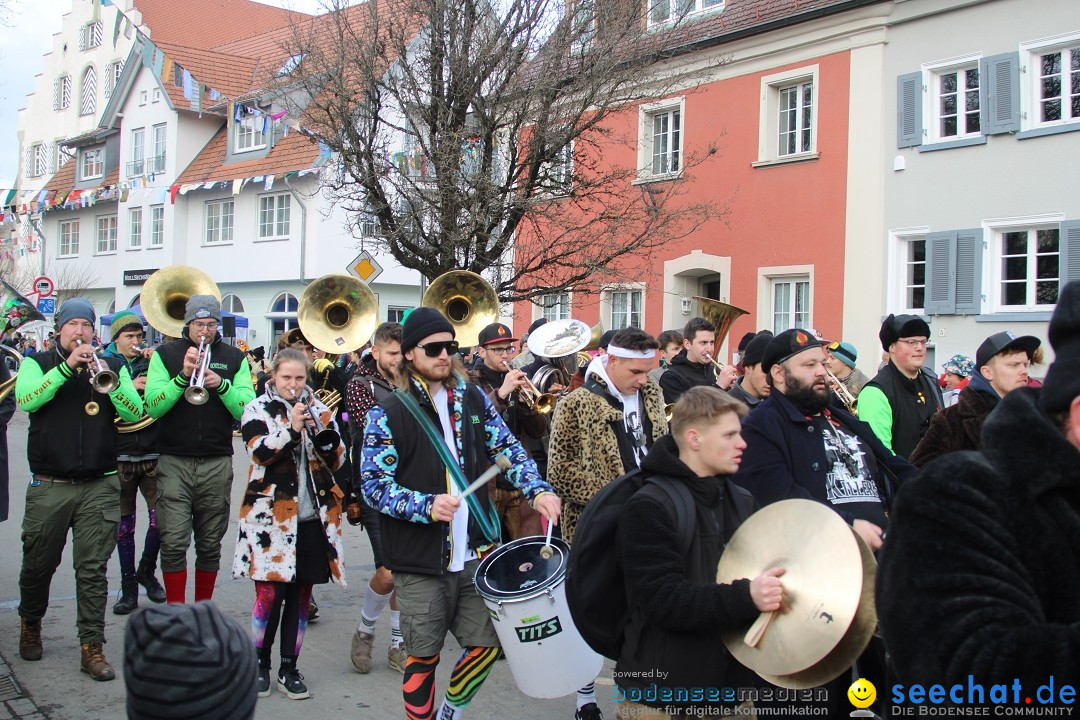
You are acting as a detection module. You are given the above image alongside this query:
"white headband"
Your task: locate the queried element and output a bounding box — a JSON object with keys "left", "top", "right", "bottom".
{"left": 607, "top": 345, "right": 657, "bottom": 360}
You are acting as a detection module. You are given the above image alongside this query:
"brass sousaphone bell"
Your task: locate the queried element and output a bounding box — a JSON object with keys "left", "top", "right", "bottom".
{"left": 421, "top": 271, "right": 500, "bottom": 348}
{"left": 141, "top": 266, "right": 222, "bottom": 340}
{"left": 716, "top": 499, "right": 877, "bottom": 689}
{"left": 693, "top": 296, "right": 749, "bottom": 369}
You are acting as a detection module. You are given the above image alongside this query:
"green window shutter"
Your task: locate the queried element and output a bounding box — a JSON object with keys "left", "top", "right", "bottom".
{"left": 924, "top": 231, "right": 957, "bottom": 315}
{"left": 1061, "top": 220, "right": 1080, "bottom": 285}
{"left": 954, "top": 228, "right": 983, "bottom": 315}
{"left": 897, "top": 72, "right": 923, "bottom": 148}
{"left": 980, "top": 53, "right": 1020, "bottom": 135}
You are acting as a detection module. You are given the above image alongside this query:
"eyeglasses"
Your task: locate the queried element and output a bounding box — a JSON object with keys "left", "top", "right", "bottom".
{"left": 416, "top": 340, "right": 460, "bottom": 358}
{"left": 486, "top": 345, "right": 515, "bottom": 354}
{"left": 897, "top": 339, "right": 928, "bottom": 348}
{"left": 191, "top": 321, "right": 219, "bottom": 331}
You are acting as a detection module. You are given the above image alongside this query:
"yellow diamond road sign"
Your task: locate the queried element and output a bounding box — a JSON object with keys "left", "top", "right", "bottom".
{"left": 349, "top": 251, "right": 383, "bottom": 283}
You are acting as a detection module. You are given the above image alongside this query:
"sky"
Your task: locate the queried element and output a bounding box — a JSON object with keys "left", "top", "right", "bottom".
{"left": 0, "top": 0, "right": 328, "bottom": 187}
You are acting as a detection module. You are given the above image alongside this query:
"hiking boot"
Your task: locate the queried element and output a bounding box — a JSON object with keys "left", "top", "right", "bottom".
{"left": 387, "top": 643, "right": 407, "bottom": 674}
{"left": 80, "top": 643, "right": 116, "bottom": 681}
{"left": 350, "top": 628, "right": 374, "bottom": 673}
{"left": 308, "top": 597, "right": 319, "bottom": 623}
{"left": 113, "top": 579, "right": 139, "bottom": 615}
{"left": 277, "top": 668, "right": 310, "bottom": 700}
{"left": 257, "top": 667, "right": 271, "bottom": 698}
{"left": 575, "top": 703, "right": 603, "bottom": 720}
{"left": 19, "top": 618, "right": 42, "bottom": 661}
{"left": 137, "top": 565, "right": 167, "bottom": 604}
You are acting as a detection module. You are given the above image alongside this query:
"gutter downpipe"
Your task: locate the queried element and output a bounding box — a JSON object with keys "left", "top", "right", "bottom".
{"left": 283, "top": 174, "right": 308, "bottom": 282}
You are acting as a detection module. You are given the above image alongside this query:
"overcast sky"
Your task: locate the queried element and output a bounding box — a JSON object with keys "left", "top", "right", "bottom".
{"left": 0, "top": 0, "right": 328, "bottom": 187}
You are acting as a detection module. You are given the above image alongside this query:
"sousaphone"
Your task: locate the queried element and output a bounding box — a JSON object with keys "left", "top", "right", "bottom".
{"left": 297, "top": 273, "right": 379, "bottom": 355}
{"left": 421, "top": 271, "right": 499, "bottom": 348}
{"left": 693, "top": 297, "right": 749, "bottom": 349}
{"left": 141, "top": 266, "right": 221, "bottom": 339}
{"left": 716, "top": 499, "right": 877, "bottom": 689}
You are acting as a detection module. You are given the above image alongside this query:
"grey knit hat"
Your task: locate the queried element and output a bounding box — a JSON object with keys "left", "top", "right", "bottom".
{"left": 184, "top": 295, "right": 222, "bottom": 324}
{"left": 124, "top": 602, "right": 257, "bottom": 720}
{"left": 56, "top": 298, "right": 96, "bottom": 328}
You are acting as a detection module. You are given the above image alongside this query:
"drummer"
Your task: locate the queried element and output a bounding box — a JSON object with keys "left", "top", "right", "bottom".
{"left": 731, "top": 329, "right": 914, "bottom": 715}
{"left": 359, "top": 308, "right": 560, "bottom": 720}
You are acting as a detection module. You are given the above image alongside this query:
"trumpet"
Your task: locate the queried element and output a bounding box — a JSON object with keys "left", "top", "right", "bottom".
{"left": 184, "top": 338, "right": 212, "bottom": 405}
{"left": 826, "top": 367, "right": 859, "bottom": 416}
{"left": 503, "top": 361, "right": 558, "bottom": 414}
{"left": 76, "top": 339, "right": 119, "bottom": 416}
{"left": 285, "top": 386, "right": 338, "bottom": 447}
{"left": 703, "top": 352, "right": 727, "bottom": 373}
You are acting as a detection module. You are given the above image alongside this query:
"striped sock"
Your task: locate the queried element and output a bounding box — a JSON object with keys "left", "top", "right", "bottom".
{"left": 390, "top": 610, "right": 404, "bottom": 648}
{"left": 443, "top": 646, "right": 499, "bottom": 710}
{"left": 403, "top": 654, "right": 439, "bottom": 720}
{"left": 577, "top": 682, "right": 597, "bottom": 709}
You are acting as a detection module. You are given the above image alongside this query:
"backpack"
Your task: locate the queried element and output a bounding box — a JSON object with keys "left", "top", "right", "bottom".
{"left": 564, "top": 468, "right": 696, "bottom": 660}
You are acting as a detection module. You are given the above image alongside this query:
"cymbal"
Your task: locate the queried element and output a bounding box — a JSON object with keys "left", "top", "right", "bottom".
{"left": 716, "top": 499, "right": 875, "bottom": 682}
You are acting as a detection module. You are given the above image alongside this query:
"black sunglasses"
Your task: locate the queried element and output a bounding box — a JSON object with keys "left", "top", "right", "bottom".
{"left": 416, "top": 340, "right": 460, "bottom": 358}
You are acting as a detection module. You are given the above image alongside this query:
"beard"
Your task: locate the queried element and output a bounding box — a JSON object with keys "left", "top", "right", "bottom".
{"left": 783, "top": 369, "right": 831, "bottom": 415}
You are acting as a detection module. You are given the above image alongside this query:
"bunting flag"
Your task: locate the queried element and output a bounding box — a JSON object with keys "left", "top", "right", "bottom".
{"left": 161, "top": 55, "right": 174, "bottom": 85}
{"left": 182, "top": 70, "right": 194, "bottom": 100}
{"left": 113, "top": 9, "right": 123, "bottom": 47}
{"left": 152, "top": 49, "right": 164, "bottom": 78}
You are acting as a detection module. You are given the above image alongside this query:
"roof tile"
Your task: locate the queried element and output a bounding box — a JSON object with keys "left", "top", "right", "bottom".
{"left": 175, "top": 126, "right": 321, "bottom": 185}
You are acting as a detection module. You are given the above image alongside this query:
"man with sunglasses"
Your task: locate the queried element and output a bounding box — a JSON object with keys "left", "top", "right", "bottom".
{"left": 360, "top": 307, "right": 560, "bottom": 720}
{"left": 857, "top": 315, "right": 944, "bottom": 459}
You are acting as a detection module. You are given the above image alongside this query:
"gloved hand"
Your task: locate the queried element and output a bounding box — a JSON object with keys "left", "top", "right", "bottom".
{"left": 313, "top": 357, "right": 334, "bottom": 374}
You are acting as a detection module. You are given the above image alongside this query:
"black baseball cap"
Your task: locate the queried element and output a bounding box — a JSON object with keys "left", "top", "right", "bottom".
{"left": 762, "top": 328, "right": 827, "bottom": 373}
{"left": 478, "top": 323, "right": 518, "bottom": 347}
{"left": 975, "top": 331, "right": 1041, "bottom": 369}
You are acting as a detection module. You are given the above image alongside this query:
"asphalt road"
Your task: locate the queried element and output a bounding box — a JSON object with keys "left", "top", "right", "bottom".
{"left": 0, "top": 411, "right": 618, "bottom": 719}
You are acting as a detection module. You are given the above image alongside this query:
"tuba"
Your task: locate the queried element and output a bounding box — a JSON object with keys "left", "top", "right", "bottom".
{"left": 141, "top": 266, "right": 222, "bottom": 339}
{"left": 421, "top": 271, "right": 500, "bottom": 348}
{"left": 692, "top": 297, "right": 749, "bottom": 367}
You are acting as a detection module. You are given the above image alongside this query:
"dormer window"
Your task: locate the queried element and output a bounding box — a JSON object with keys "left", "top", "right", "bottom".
{"left": 235, "top": 116, "right": 266, "bottom": 153}
{"left": 648, "top": 0, "right": 724, "bottom": 28}
{"left": 276, "top": 53, "right": 306, "bottom": 77}
{"left": 80, "top": 146, "right": 104, "bottom": 181}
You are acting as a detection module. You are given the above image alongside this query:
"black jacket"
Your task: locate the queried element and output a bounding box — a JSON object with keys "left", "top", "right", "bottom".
{"left": 877, "top": 388, "right": 1080, "bottom": 694}
{"left": 908, "top": 378, "right": 998, "bottom": 467}
{"left": 0, "top": 360, "right": 16, "bottom": 521}
{"left": 658, "top": 349, "right": 716, "bottom": 404}
{"left": 468, "top": 362, "right": 548, "bottom": 478}
{"left": 863, "top": 361, "right": 943, "bottom": 460}
{"left": 727, "top": 378, "right": 764, "bottom": 409}
{"left": 616, "top": 435, "right": 760, "bottom": 710}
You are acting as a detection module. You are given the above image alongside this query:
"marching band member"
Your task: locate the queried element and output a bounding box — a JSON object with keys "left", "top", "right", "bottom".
{"left": 824, "top": 340, "right": 870, "bottom": 398}
{"left": 16, "top": 299, "right": 143, "bottom": 680}
{"left": 659, "top": 317, "right": 738, "bottom": 404}
{"left": 233, "top": 347, "right": 346, "bottom": 701}
{"left": 145, "top": 295, "right": 254, "bottom": 604}
{"left": 103, "top": 310, "right": 167, "bottom": 614}
{"left": 360, "top": 307, "right": 559, "bottom": 720}
{"left": 727, "top": 331, "right": 772, "bottom": 410}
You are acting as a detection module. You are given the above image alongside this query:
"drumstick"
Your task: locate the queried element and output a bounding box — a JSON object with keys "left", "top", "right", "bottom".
{"left": 539, "top": 518, "right": 555, "bottom": 560}
{"left": 458, "top": 455, "right": 513, "bottom": 500}
{"left": 744, "top": 610, "right": 776, "bottom": 648}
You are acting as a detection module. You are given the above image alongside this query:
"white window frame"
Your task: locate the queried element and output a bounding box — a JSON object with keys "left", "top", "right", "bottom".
{"left": 602, "top": 284, "right": 645, "bottom": 330}
{"left": 30, "top": 143, "right": 49, "bottom": 178}
{"left": 647, "top": 0, "right": 724, "bottom": 28}
{"left": 221, "top": 294, "right": 245, "bottom": 313}
{"left": 757, "top": 265, "right": 814, "bottom": 335}
{"left": 205, "top": 199, "right": 235, "bottom": 245}
{"left": 55, "top": 142, "right": 73, "bottom": 172}
{"left": 96, "top": 215, "right": 118, "bottom": 254}
{"left": 536, "top": 291, "right": 572, "bottom": 322}
{"left": 539, "top": 142, "right": 574, "bottom": 196}
{"left": 1021, "top": 32, "right": 1080, "bottom": 131}
{"left": 152, "top": 88, "right": 162, "bottom": 103}
{"left": 58, "top": 75, "right": 71, "bottom": 110}
{"left": 983, "top": 213, "right": 1065, "bottom": 313}
{"left": 128, "top": 207, "right": 143, "bottom": 249}
{"left": 129, "top": 127, "right": 144, "bottom": 176}
{"left": 150, "top": 124, "right": 167, "bottom": 173}
{"left": 59, "top": 220, "right": 80, "bottom": 257}
{"left": 149, "top": 205, "right": 164, "bottom": 247}
{"left": 920, "top": 54, "right": 983, "bottom": 144}
{"left": 80, "top": 65, "right": 97, "bottom": 116}
{"left": 755, "top": 65, "right": 819, "bottom": 165}
{"left": 887, "top": 228, "right": 930, "bottom": 314}
{"left": 636, "top": 97, "right": 684, "bottom": 181}
{"left": 258, "top": 194, "right": 291, "bottom": 240}
{"left": 80, "top": 146, "right": 104, "bottom": 181}
{"left": 235, "top": 116, "right": 266, "bottom": 153}
{"left": 81, "top": 21, "right": 102, "bottom": 50}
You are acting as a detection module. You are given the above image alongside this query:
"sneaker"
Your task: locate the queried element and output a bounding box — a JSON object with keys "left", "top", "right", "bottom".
{"left": 257, "top": 667, "right": 271, "bottom": 698}
{"left": 19, "top": 618, "right": 42, "bottom": 661}
{"left": 277, "top": 668, "right": 310, "bottom": 700}
{"left": 80, "top": 643, "right": 116, "bottom": 681}
{"left": 575, "top": 703, "right": 603, "bottom": 720}
{"left": 308, "top": 597, "right": 319, "bottom": 623}
{"left": 350, "top": 629, "right": 374, "bottom": 674}
{"left": 387, "top": 643, "right": 407, "bottom": 674}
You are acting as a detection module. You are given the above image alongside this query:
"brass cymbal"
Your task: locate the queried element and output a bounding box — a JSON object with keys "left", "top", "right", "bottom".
{"left": 716, "top": 499, "right": 875, "bottom": 683}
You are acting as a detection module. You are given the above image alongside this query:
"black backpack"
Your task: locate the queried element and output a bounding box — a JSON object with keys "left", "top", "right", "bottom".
{"left": 565, "top": 468, "right": 696, "bottom": 660}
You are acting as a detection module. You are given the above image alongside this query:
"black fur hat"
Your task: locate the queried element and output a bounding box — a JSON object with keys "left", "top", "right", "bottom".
{"left": 1039, "top": 281, "right": 1080, "bottom": 414}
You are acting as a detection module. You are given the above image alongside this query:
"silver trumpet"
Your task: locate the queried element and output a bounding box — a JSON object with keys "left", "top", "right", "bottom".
{"left": 77, "top": 339, "right": 119, "bottom": 415}
{"left": 184, "top": 338, "right": 212, "bottom": 405}
{"left": 287, "top": 386, "right": 337, "bottom": 447}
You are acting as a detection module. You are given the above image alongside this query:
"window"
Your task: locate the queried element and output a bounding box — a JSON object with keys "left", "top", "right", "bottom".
{"left": 539, "top": 292, "right": 571, "bottom": 321}
{"left": 129, "top": 128, "right": 144, "bottom": 176}
{"left": 221, "top": 294, "right": 245, "bottom": 313}
{"left": 540, "top": 143, "right": 574, "bottom": 195}
{"left": 1035, "top": 45, "right": 1080, "bottom": 125}
{"left": 80, "top": 146, "right": 104, "bottom": 180}
{"left": 150, "top": 124, "right": 167, "bottom": 173}
{"left": 54, "top": 75, "right": 71, "bottom": 110}
{"left": 571, "top": 0, "right": 595, "bottom": 52}
{"left": 648, "top": 0, "right": 723, "bottom": 27}
{"left": 757, "top": 66, "right": 819, "bottom": 164}
{"left": 205, "top": 200, "right": 234, "bottom": 244}
{"left": 28, "top": 143, "right": 49, "bottom": 178}
{"left": 235, "top": 116, "right": 266, "bottom": 153}
{"left": 258, "top": 194, "right": 290, "bottom": 239}
{"left": 129, "top": 207, "right": 142, "bottom": 249}
{"left": 104, "top": 59, "right": 124, "bottom": 98}
{"left": 149, "top": 205, "right": 164, "bottom": 247}
{"left": 610, "top": 289, "right": 642, "bottom": 329}
{"left": 59, "top": 220, "right": 79, "bottom": 256}
{"left": 96, "top": 215, "right": 117, "bottom": 253}
{"left": 80, "top": 21, "right": 102, "bottom": 50}
{"left": 269, "top": 292, "right": 300, "bottom": 348}
{"left": 778, "top": 81, "right": 813, "bottom": 156}
{"left": 56, "top": 142, "right": 73, "bottom": 172}
{"left": 388, "top": 306, "right": 411, "bottom": 323}
{"left": 770, "top": 278, "right": 811, "bottom": 334}
{"left": 933, "top": 66, "right": 981, "bottom": 140}
{"left": 903, "top": 237, "right": 927, "bottom": 312}
{"left": 152, "top": 88, "right": 161, "bottom": 103}
{"left": 637, "top": 98, "right": 683, "bottom": 179}
{"left": 80, "top": 65, "right": 97, "bottom": 116}
{"left": 997, "top": 228, "right": 1060, "bottom": 309}
{"left": 360, "top": 201, "right": 382, "bottom": 237}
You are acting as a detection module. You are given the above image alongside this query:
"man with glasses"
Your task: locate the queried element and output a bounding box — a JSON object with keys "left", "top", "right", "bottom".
{"left": 857, "top": 315, "right": 943, "bottom": 460}
{"left": 145, "top": 295, "right": 255, "bottom": 603}
{"left": 360, "top": 307, "right": 560, "bottom": 720}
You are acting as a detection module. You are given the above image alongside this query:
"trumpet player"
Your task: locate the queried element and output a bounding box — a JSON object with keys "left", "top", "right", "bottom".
{"left": 824, "top": 341, "right": 870, "bottom": 399}
{"left": 727, "top": 331, "right": 773, "bottom": 410}
{"left": 659, "top": 317, "right": 737, "bottom": 404}
{"left": 145, "top": 295, "right": 254, "bottom": 604}
{"left": 15, "top": 299, "right": 143, "bottom": 681}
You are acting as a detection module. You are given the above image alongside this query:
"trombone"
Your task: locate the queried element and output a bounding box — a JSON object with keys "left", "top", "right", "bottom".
{"left": 826, "top": 367, "right": 859, "bottom": 416}
{"left": 76, "top": 339, "right": 119, "bottom": 415}
{"left": 184, "top": 338, "right": 211, "bottom": 405}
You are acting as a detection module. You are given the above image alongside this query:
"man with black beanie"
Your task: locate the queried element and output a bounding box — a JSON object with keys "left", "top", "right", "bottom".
{"left": 145, "top": 295, "right": 254, "bottom": 604}
{"left": 727, "top": 330, "right": 772, "bottom": 409}
{"left": 878, "top": 281, "right": 1080, "bottom": 698}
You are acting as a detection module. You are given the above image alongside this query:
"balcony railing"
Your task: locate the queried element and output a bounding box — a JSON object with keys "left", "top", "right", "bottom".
{"left": 126, "top": 154, "right": 166, "bottom": 177}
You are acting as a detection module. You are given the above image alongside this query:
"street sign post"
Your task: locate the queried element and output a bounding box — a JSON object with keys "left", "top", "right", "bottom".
{"left": 37, "top": 297, "right": 55, "bottom": 314}
{"left": 32, "top": 276, "right": 55, "bottom": 298}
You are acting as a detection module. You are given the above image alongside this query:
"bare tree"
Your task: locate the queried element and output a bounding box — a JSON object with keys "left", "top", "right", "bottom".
{"left": 0, "top": 258, "right": 99, "bottom": 302}
{"left": 279, "top": 0, "right": 729, "bottom": 302}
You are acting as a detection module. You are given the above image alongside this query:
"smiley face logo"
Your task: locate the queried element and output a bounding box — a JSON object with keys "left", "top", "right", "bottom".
{"left": 847, "top": 678, "right": 876, "bottom": 709}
